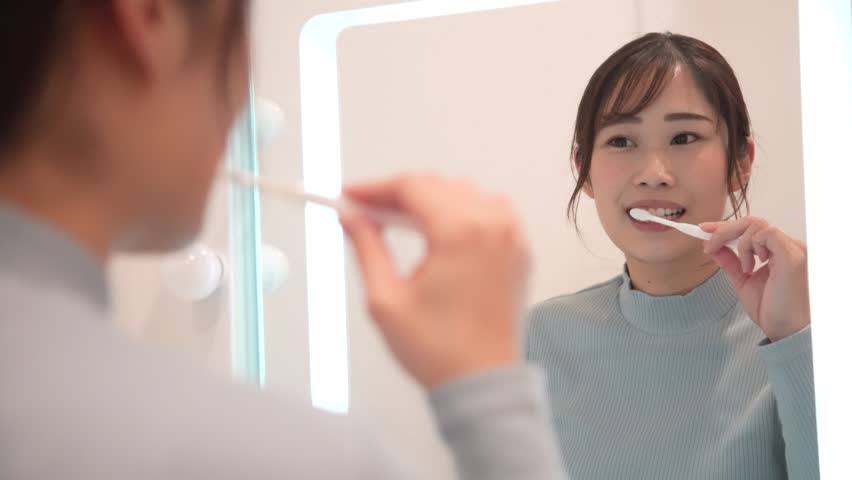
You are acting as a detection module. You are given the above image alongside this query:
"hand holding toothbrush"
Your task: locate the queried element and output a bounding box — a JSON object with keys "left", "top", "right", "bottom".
{"left": 701, "top": 217, "right": 810, "bottom": 342}
{"left": 340, "top": 174, "right": 531, "bottom": 389}
{"left": 229, "top": 170, "right": 531, "bottom": 388}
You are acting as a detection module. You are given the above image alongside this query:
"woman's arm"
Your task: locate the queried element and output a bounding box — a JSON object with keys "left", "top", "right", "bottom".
{"left": 703, "top": 217, "right": 819, "bottom": 478}
{"left": 759, "top": 326, "right": 820, "bottom": 479}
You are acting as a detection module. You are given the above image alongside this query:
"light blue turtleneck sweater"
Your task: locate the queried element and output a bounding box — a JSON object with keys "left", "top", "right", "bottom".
{"left": 526, "top": 269, "right": 819, "bottom": 479}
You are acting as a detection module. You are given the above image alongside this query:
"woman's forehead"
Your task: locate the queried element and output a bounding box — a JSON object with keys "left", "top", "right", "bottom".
{"left": 600, "top": 67, "right": 718, "bottom": 125}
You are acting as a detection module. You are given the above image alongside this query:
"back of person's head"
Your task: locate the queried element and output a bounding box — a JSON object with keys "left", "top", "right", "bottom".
{"left": 567, "top": 32, "right": 753, "bottom": 225}
{"left": 0, "top": 0, "right": 250, "bottom": 252}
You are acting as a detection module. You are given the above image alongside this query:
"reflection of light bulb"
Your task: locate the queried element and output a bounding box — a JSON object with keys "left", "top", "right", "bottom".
{"left": 255, "top": 97, "right": 285, "bottom": 148}
{"left": 160, "top": 244, "right": 224, "bottom": 301}
{"left": 262, "top": 244, "right": 289, "bottom": 292}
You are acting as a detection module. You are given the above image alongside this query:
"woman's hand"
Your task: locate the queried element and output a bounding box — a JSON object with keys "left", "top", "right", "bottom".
{"left": 701, "top": 217, "right": 809, "bottom": 342}
{"left": 339, "top": 174, "right": 530, "bottom": 389}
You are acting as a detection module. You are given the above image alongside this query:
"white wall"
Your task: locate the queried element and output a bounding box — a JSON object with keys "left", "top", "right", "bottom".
{"left": 108, "top": 1, "right": 807, "bottom": 478}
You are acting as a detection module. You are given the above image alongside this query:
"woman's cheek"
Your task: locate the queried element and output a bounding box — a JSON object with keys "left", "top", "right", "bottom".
{"left": 680, "top": 149, "right": 730, "bottom": 218}
{"left": 685, "top": 142, "right": 728, "bottom": 180}
{"left": 593, "top": 157, "right": 634, "bottom": 208}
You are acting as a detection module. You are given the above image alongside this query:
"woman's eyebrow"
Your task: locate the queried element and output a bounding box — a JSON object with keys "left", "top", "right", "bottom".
{"left": 600, "top": 111, "right": 714, "bottom": 128}
{"left": 600, "top": 113, "right": 641, "bottom": 128}
{"left": 664, "top": 112, "right": 714, "bottom": 122}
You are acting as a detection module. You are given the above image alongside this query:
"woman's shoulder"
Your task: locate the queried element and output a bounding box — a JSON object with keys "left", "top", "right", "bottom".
{"left": 525, "top": 274, "right": 624, "bottom": 360}
{"left": 528, "top": 273, "right": 623, "bottom": 321}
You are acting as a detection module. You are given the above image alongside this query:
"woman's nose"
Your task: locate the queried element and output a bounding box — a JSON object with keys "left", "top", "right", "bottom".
{"left": 635, "top": 152, "right": 676, "bottom": 188}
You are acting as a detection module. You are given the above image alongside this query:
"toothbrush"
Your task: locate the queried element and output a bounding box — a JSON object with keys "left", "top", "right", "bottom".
{"left": 227, "top": 170, "right": 417, "bottom": 230}
{"left": 629, "top": 208, "right": 738, "bottom": 251}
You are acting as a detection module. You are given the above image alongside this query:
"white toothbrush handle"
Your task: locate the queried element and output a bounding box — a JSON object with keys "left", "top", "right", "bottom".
{"left": 228, "top": 171, "right": 417, "bottom": 230}
{"left": 673, "top": 222, "right": 738, "bottom": 251}
{"left": 341, "top": 202, "right": 418, "bottom": 230}
{"left": 294, "top": 194, "right": 417, "bottom": 230}
{"left": 646, "top": 215, "right": 738, "bottom": 251}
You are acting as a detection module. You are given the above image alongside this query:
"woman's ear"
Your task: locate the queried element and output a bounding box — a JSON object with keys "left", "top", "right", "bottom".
{"left": 573, "top": 145, "right": 595, "bottom": 198}
{"left": 582, "top": 179, "right": 595, "bottom": 198}
{"left": 731, "top": 136, "right": 755, "bottom": 192}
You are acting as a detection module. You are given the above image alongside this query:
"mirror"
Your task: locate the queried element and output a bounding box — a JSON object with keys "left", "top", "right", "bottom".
{"left": 245, "top": 1, "right": 847, "bottom": 478}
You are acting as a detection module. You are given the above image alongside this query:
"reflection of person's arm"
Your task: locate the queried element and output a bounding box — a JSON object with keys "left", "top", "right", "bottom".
{"left": 149, "top": 363, "right": 567, "bottom": 480}
{"left": 758, "top": 325, "right": 820, "bottom": 479}
{"left": 428, "top": 366, "right": 567, "bottom": 480}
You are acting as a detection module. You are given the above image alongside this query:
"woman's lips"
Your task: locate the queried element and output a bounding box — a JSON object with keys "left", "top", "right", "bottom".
{"left": 630, "top": 216, "right": 672, "bottom": 232}
{"left": 625, "top": 206, "right": 687, "bottom": 233}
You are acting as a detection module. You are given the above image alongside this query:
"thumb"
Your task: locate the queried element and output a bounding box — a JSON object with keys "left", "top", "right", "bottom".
{"left": 340, "top": 211, "right": 400, "bottom": 298}
{"left": 699, "top": 221, "right": 721, "bottom": 233}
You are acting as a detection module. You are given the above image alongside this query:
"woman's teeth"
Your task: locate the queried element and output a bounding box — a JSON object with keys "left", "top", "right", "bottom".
{"left": 646, "top": 208, "right": 685, "bottom": 218}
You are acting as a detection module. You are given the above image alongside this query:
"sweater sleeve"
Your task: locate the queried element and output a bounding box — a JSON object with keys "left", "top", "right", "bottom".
{"left": 212, "top": 365, "right": 569, "bottom": 480}
{"left": 758, "top": 325, "right": 820, "bottom": 479}
{"left": 428, "top": 366, "right": 568, "bottom": 480}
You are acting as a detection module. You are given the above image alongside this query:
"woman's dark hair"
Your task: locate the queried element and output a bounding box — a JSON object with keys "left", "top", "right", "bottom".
{"left": 567, "top": 32, "right": 752, "bottom": 224}
{"left": 0, "top": 0, "right": 248, "bottom": 158}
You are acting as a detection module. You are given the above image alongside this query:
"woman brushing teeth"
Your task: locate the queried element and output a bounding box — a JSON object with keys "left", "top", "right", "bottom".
{"left": 527, "top": 33, "right": 816, "bottom": 479}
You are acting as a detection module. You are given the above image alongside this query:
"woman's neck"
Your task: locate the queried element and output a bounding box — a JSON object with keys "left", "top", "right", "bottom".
{"left": 624, "top": 251, "right": 720, "bottom": 296}
{"left": 0, "top": 154, "right": 115, "bottom": 261}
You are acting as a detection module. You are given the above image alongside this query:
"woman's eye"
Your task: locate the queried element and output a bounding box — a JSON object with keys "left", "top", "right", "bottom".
{"left": 672, "top": 133, "right": 699, "bottom": 145}
{"left": 607, "top": 136, "right": 635, "bottom": 148}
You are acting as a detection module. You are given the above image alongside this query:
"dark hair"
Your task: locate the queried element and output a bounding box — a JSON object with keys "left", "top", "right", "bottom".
{"left": 0, "top": 0, "right": 248, "bottom": 158}
{"left": 567, "top": 32, "right": 752, "bottom": 224}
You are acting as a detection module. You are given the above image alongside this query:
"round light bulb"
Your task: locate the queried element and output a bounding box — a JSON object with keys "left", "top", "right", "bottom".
{"left": 160, "top": 243, "right": 224, "bottom": 302}
{"left": 262, "top": 244, "right": 289, "bottom": 292}
{"left": 255, "top": 97, "right": 285, "bottom": 148}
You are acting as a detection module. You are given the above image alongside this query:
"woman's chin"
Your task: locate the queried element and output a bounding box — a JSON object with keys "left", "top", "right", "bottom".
{"left": 620, "top": 242, "right": 703, "bottom": 265}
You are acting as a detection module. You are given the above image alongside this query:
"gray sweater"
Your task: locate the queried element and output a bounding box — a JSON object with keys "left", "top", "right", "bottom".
{"left": 527, "top": 269, "right": 819, "bottom": 479}
{"left": 0, "top": 205, "right": 566, "bottom": 480}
